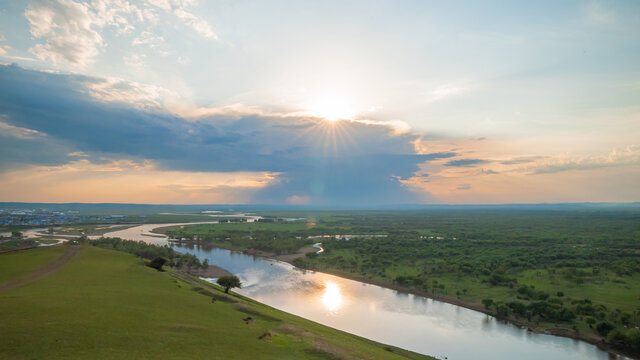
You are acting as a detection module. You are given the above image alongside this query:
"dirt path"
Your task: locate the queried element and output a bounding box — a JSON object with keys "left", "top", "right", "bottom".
{"left": 0, "top": 246, "right": 80, "bottom": 294}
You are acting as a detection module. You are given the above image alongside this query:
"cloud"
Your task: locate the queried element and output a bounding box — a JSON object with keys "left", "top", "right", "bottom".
{"left": 0, "top": 34, "right": 10, "bottom": 56}
{"left": 426, "top": 83, "right": 472, "bottom": 103}
{"left": 0, "top": 121, "right": 77, "bottom": 171}
{"left": 0, "top": 64, "right": 435, "bottom": 205}
{"left": 25, "top": 0, "right": 104, "bottom": 66}
{"left": 123, "top": 53, "right": 146, "bottom": 67}
{"left": 131, "top": 31, "right": 173, "bottom": 55}
{"left": 81, "top": 75, "right": 178, "bottom": 109}
{"left": 0, "top": 158, "right": 278, "bottom": 204}
{"left": 529, "top": 146, "right": 640, "bottom": 174}
{"left": 500, "top": 156, "right": 545, "bottom": 165}
{"left": 444, "top": 159, "right": 490, "bottom": 167}
{"left": 147, "top": 0, "right": 219, "bottom": 40}
{"left": 0, "top": 119, "right": 45, "bottom": 140}
{"left": 22, "top": 0, "right": 209, "bottom": 67}
{"left": 286, "top": 195, "right": 311, "bottom": 205}
{"left": 173, "top": 7, "right": 218, "bottom": 40}
{"left": 92, "top": 0, "right": 145, "bottom": 34}
{"left": 481, "top": 168, "right": 499, "bottom": 175}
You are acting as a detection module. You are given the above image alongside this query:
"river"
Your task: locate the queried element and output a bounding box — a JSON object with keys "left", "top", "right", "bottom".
{"left": 102, "top": 223, "right": 630, "bottom": 360}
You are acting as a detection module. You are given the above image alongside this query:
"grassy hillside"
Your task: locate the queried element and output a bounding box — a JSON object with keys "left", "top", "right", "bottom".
{"left": 0, "top": 246, "right": 66, "bottom": 283}
{"left": 0, "top": 246, "right": 433, "bottom": 360}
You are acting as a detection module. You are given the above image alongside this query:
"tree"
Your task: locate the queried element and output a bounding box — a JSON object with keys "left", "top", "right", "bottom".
{"left": 217, "top": 275, "right": 241, "bottom": 294}
{"left": 596, "top": 322, "right": 614, "bottom": 337}
{"left": 11, "top": 231, "right": 22, "bottom": 239}
{"left": 626, "top": 328, "right": 640, "bottom": 351}
{"left": 148, "top": 257, "right": 168, "bottom": 271}
{"left": 607, "top": 329, "right": 626, "bottom": 347}
{"left": 202, "top": 258, "right": 209, "bottom": 269}
{"left": 585, "top": 316, "right": 596, "bottom": 328}
{"left": 482, "top": 298, "right": 494, "bottom": 309}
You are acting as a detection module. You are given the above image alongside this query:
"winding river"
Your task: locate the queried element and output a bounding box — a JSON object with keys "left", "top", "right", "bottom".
{"left": 103, "top": 223, "right": 630, "bottom": 360}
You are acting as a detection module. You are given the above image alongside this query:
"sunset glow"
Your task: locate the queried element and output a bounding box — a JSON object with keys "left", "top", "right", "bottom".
{"left": 321, "top": 281, "right": 344, "bottom": 312}
{"left": 306, "top": 95, "right": 356, "bottom": 122}
{"left": 0, "top": 1, "right": 638, "bottom": 204}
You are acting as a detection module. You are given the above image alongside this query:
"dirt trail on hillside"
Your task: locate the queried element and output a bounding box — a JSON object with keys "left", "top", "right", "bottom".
{"left": 0, "top": 246, "right": 80, "bottom": 294}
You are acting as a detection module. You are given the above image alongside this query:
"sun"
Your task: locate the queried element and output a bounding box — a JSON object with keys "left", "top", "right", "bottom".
{"left": 306, "top": 95, "right": 355, "bottom": 122}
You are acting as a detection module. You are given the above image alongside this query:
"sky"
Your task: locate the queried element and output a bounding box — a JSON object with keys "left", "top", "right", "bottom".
{"left": 0, "top": 0, "right": 639, "bottom": 205}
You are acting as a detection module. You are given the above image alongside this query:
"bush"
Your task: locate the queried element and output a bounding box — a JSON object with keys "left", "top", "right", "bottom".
{"left": 482, "top": 298, "right": 494, "bottom": 309}
{"left": 596, "top": 322, "right": 615, "bottom": 337}
{"left": 148, "top": 257, "right": 168, "bottom": 271}
{"left": 496, "top": 303, "right": 510, "bottom": 316}
{"left": 626, "top": 328, "right": 640, "bottom": 351}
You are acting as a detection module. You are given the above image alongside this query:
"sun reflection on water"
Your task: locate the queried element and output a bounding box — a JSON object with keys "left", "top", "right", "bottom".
{"left": 321, "top": 281, "right": 343, "bottom": 312}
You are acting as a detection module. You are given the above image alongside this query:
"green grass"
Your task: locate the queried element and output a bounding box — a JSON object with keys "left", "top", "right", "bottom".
{"left": 518, "top": 269, "right": 640, "bottom": 312}
{"left": 174, "top": 221, "right": 310, "bottom": 235}
{"left": 0, "top": 245, "right": 65, "bottom": 283}
{"left": 0, "top": 246, "right": 433, "bottom": 360}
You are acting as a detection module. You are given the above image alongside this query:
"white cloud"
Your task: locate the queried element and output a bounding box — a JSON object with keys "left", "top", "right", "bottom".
{"left": 528, "top": 145, "right": 640, "bottom": 174}
{"left": 25, "top": 0, "right": 104, "bottom": 66}
{"left": 146, "top": 0, "right": 219, "bottom": 40}
{"left": 82, "top": 76, "right": 179, "bottom": 109}
{"left": 123, "top": 53, "right": 146, "bottom": 67}
{"left": 146, "top": 0, "right": 171, "bottom": 11}
{"left": 91, "top": 0, "right": 145, "bottom": 34}
{"left": 426, "top": 83, "right": 472, "bottom": 103}
{"left": 0, "top": 120, "right": 46, "bottom": 139}
{"left": 131, "top": 31, "right": 173, "bottom": 55}
{"left": 0, "top": 34, "right": 10, "bottom": 56}
{"left": 351, "top": 119, "right": 412, "bottom": 136}
{"left": 173, "top": 7, "right": 218, "bottom": 40}
{"left": 24, "top": 0, "right": 158, "bottom": 66}
{"left": 23, "top": 0, "right": 219, "bottom": 67}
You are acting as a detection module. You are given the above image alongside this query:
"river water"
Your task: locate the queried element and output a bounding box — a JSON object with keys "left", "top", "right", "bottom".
{"left": 103, "top": 224, "right": 629, "bottom": 360}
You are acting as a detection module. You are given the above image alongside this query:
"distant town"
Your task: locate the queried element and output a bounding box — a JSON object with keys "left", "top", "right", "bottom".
{"left": 0, "top": 208, "right": 140, "bottom": 226}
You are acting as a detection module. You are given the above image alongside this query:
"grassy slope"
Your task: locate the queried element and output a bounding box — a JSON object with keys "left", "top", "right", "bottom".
{"left": 0, "top": 246, "right": 65, "bottom": 283}
{"left": 0, "top": 246, "right": 433, "bottom": 360}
